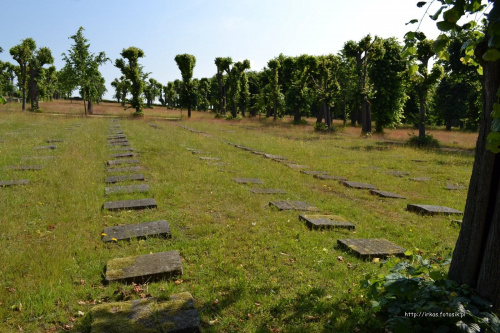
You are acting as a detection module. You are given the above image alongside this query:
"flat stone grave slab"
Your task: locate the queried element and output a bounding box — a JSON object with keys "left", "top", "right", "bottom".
{"left": 264, "top": 153, "right": 287, "bottom": 160}
{"left": 407, "top": 204, "right": 463, "bottom": 216}
{"left": 233, "top": 178, "right": 264, "bottom": 184}
{"left": 102, "top": 220, "right": 171, "bottom": 242}
{"left": 199, "top": 157, "right": 221, "bottom": 161}
{"left": 107, "top": 135, "right": 126, "bottom": 139}
{"left": 109, "top": 152, "right": 135, "bottom": 158}
{"left": 269, "top": 200, "right": 319, "bottom": 211}
{"left": 337, "top": 238, "right": 406, "bottom": 259}
{"left": 340, "top": 181, "right": 378, "bottom": 190}
{"left": 108, "top": 139, "right": 130, "bottom": 144}
{"left": 105, "top": 250, "right": 182, "bottom": 283}
{"left": 105, "top": 174, "right": 144, "bottom": 184}
{"left": 108, "top": 142, "right": 130, "bottom": 147}
{"left": 410, "top": 177, "right": 431, "bottom": 182}
{"left": 250, "top": 188, "right": 286, "bottom": 194}
{"left": 301, "top": 170, "right": 328, "bottom": 175}
{"left": 22, "top": 155, "right": 55, "bottom": 160}
{"left": 34, "top": 145, "right": 57, "bottom": 150}
{"left": 107, "top": 159, "right": 139, "bottom": 166}
{"left": 107, "top": 166, "right": 143, "bottom": 173}
{"left": 109, "top": 147, "right": 134, "bottom": 152}
{"left": 314, "top": 174, "right": 348, "bottom": 181}
{"left": 46, "top": 139, "right": 63, "bottom": 143}
{"left": 446, "top": 184, "right": 467, "bottom": 190}
{"left": 252, "top": 151, "right": 266, "bottom": 155}
{"left": 207, "top": 162, "right": 226, "bottom": 166}
{"left": 286, "top": 164, "right": 309, "bottom": 169}
{"left": 103, "top": 198, "right": 157, "bottom": 211}
{"left": 5, "top": 165, "right": 43, "bottom": 171}
{"left": 299, "top": 214, "right": 355, "bottom": 230}
{"left": 105, "top": 184, "right": 149, "bottom": 195}
{"left": 185, "top": 148, "right": 197, "bottom": 151}
{"left": 370, "top": 190, "right": 406, "bottom": 199}
{"left": 89, "top": 292, "right": 200, "bottom": 332}
{"left": 386, "top": 171, "right": 410, "bottom": 177}
{"left": 0, "top": 179, "right": 29, "bottom": 187}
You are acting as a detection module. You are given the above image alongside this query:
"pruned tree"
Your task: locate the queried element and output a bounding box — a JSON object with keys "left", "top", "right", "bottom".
{"left": 174, "top": 53, "right": 197, "bottom": 118}
{"left": 115, "top": 47, "right": 145, "bottom": 116}
{"left": 227, "top": 60, "right": 250, "bottom": 117}
{"left": 214, "top": 57, "right": 232, "bottom": 115}
{"left": 267, "top": 58, "right": 282, "bottom": 121}
{"left": 10, "top": 38, "right": 36, "bottom": 111}
{"left": 197, "top": 78, "right": 211, "bottom": 111}
{"left": 144, "top": 78, "right": 162, "bottom": 108}
{"left": 310, "top": 55, "right": 340, "bottom": 128}
{"left": 285, "top": 55, "right": 316, "bottom": 123}
{"left": 238, "top": 70, "right": 250, "bottom": 116}
{"left": 28, "top": 46, "right": 54, "bottom": 110}
{"left": 163, "top": 82, "right": 177, "bottom": 109}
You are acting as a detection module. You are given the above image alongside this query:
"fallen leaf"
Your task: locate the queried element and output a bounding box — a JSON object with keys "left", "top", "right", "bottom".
{"left": 174, "top": 279, "right": 183, "bottom": 285}
{"left": 306, "top": 315, "right": 319, "bottom": 321}
{"left": 46, "top": 225, "right": 55, "bottom": 230}
{"left": 208, "top": 318, "right": 219, "bottom": 325}
{"left": 337, "top": 256, "right": 344, "bottom": 262}
{"left": 248, "top": 313, "right": 253, "bottom": 318}
{"left": 69, "top": 317, "right": 75, "bottom": 322}
{"left": 254, "top": 302, "right": 261, "bottom": 306}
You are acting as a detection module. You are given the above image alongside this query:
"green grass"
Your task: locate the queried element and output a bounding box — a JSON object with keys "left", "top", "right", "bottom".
{"left": 0, "top": 110, "right": 471, "bottom": 332}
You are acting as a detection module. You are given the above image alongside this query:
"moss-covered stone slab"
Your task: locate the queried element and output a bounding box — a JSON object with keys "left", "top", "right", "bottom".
{"left": 446, "top": 184, "right": 467, "bottom": 190}
{"left": 89, "top": 292, "right": 200, "bottom": 333}
{"left": 299, "top": 215, "right": 355, "bottom": 230}
{"left": 107, "top": 135, "right": 127, "bottom": 139}
{"left": 269, "top": 200, "right": 319, "bottom": 211}
{"left": 34, "top": 145, "right": 57, "bottom": 150}
{"left": 369, "top": 190, "right": 406, "bottom": 199}
{"left": 410, "top": 177, "right": 431, "bottom": 182}
{"left": 407, "top": 204, "right": 463, "bottom": 216}
{"left": 5, "top": 165, "right": 43, "bottom": 171}
{"left": 199, "top": 157, "right": 221, "bottom": 161}
{"left": 340, "top": 181, "right": 377, "bottom": 190}
{"left": 107, "top": 166, "right": 143, "bottom": 173}
{"left": 108, "top": 141, "right": 130, "bottom": 146}
{"left": 105, "top": 250, "right": 182, "bottom": 283}
{"left": 103, "top": 199, "right": 157, "bottom": 211}
{"left": 102, "top": 220, "right": 171, "bottom": 242}
{"left": 105, "top": 184, "right": 149, "bottom": 195}
{"left": 301, "top": 170, "right": 328, "bottom": 175}
{"left": 107, "top": 159, "right": 139, "bottom": 166}
{"left": 109, "top": 147, "right": 134, "bottom": 152}
{"left": 337, "top": 238, "right": 406, "bottom": 259}
{"left": 264, "top": 153, "right": 287, "bottom": 160}
{"left": 46, "top": 139, "right": 63, "bottom": 143}
{"left": 233, "top": 178, "right": 264, "bottom": 184}
{"left": 108, "top": 139, "right": 130, "bottom": 144}
{"left": 286, "top": 164, "right": 309, "bottom": 169}
{"left": 386, "top": 171, "right": 410, "bottom": 177}
{"left": 105, "top": 174, "right": 145, "bottom": 184}
{"left": 0, "top": 179, "right": 29, "bottom": 187}
{"left": 250, "top": 188, "right": 286, "bottom": 194}
{"left": 109, "top": 152, "right": 135, "bottom": 159}
{"left": 313, "top": 174, "right": 348, "bottom": 181}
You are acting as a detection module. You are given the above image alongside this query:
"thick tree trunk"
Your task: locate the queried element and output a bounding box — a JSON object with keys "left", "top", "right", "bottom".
{"left": 418, "top": 93, "right": 426, "bottom": 138}
{"left": 361, "top": 98, "right": 372, "bottom": 133}
{"left": 446, "top": 119, "right": 452, "bottom": 131}
{"left": 231, "top": 102, "right": 237, "bottom": 118}
{"left": 294, "top": 106, "right": 301, "bottom": 123}
{"left": 88, "top": 100, "right": 93, "bottom": 115}
{"left": 448, "top": 45, "right": 500, "bottom": 311}
{"left": 241, "top": 105, "right": 246, "bottom": 117}
{"left": 273, "top": 98, "right": 277, "bottom": 121}
{"left": 324, "top": 103, "right": 332, "bottom": 128}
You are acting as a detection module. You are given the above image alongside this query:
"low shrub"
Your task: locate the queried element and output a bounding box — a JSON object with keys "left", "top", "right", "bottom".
{"left": 408, "top": 133, "right": 440, "bottom": 148}
{"left": 314, "top": 122, "right": 335, "bottom": 132}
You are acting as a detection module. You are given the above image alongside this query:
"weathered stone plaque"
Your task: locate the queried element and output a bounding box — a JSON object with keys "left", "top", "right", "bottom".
{"left": 89, "top": 293, "right": 200, "bottom": 332}
{"left": 191, "top": 150, "right": 208, "bottom": 155}
{"left": 107, "top": 159, "right": 139, "bottom": 166}
{"left": 105, "top": 184, "right": 149, "bottom": 195}
{"left": 109, "top": 147, "right": 134, "bottom": 152}
{"left": 108, "top": 139, "right": 130, "bottom": 144}
{"left": 386, "top": 171, "right": 410, "bottom": 177}
{"left": 0, "top": 179, "right": 29, "bottom": 187}
{"left": 107, "top": 135, "right": 126, "bottom": 139}
{"left": 313, "top": 174, "right": 348, "bottom": 181}
{"left": 269, "top": 200, "right": 319, "bottom": 211}
{"left": 109, "top": 152, "right": 135, "bottom": 158}
{"left": 286, "top": 164, "right": 309, "bottom": 169}
{"left": 103, "top": 198, "right": 157, "bottom": 211}
{"left": 340, "top": 181, "right": 378, "bottom": 190}
{"left": 105, "top": 174, "right": 144, "bottom": 184}
{"left": 34, "top": 145, "right": 57, "bottom": 150}
{"left": 233, "top": 178, "right": 264, "bottom": 184}
{"left": 301, "top": 170, "right": 328, "bottom": 175}
{"left": 369, "top": 190, "right": 406, "bottom": 199}
{"left": 108, "top": 142, "right": 130, "bottom": 147}
{"left": 199, "top": 157, "right": 221, "bottom": 161}
{"left": 407, "top": 204, "right": 463, "bottom": 216}
{"left": 446, "top": 184, "right": 467, "bottom": 190}
{"left": 250, "top": 188, "right": 286, "bottom": 194}
{"left": 102, "top": 220, "right": 171, "bottom": 242}
{"left": 264, "top": 153, "right": 286, "bottom": 160}
{"left": 105, "top": 250, "right": 182, "bottom": 283}
{"left": 299, "top": 215, "right": 355, "bottom": 230}
{"left": 5, "top": 165, "right": 43, "bottom": 171}
{"left": 337, "top": 238, "right": 406, "bottom": 258}
{"left": 107, "top": 166, "right": 143, "bottom": 173}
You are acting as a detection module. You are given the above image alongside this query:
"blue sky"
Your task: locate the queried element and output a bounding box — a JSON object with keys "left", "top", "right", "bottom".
{"left": 0, "top": 0, "right": 446, "bottom": 99}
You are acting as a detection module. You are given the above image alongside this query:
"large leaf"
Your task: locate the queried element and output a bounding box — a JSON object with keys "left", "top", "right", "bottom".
{"left": 437, "top": 20, "right": 457, "bottom": 31}
{"left": 430, "top": 6, "right": 446, "bottom": 20}
{"left": 417, "top": 1, "right": 427, "bottom": 8}
{"left": 433, "top": 37, "right": 449, "bottom": 53}
{"left": 443, "top": 8, "right": 462, "bottom": 23}
{"left": 483, "top": 49, "right": 500, "bottom": 61}
{"left": 406, "top": 19, "right": 419, "bottom": 25}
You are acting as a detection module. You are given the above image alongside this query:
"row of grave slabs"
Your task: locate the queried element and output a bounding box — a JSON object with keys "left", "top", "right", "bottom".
{"left": 93, "top": 121, "right": 201, "bottom": 332}
{"left": 178, "top": 124, "right": 464, "bottom": 261}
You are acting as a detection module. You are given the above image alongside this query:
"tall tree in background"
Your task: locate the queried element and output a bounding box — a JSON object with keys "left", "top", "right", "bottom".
{"left": 197, "top": 77, "right": 211, "bottom": 111}
{"left": 62, "top": 27, "right": 108, "bottom": 115}
{"left": 227, "top": 60, "right": 250, "bottom": 117}
{"left": 286, "top": 55, "right": 316, "bottom": 123}
{"left": 238, "top": 70, "right": 250, "bottom": 116}
{"left": 115, "top": 47, "right": 145, "bottom": 116}
{"left": 144, "top": 78, "right": 162, "bottom": 108}
{"left": 28, "top": 47, "right": 54, "bottom": 110}
{"left": 215, "top": 57, "right": 232, "bottom": 115}
{"left": 310, "top": 55, "right": 340, "bottom": 128}
{"left": 174, "top": 53, "right": 196, "bottom": 118}
{"left": 164, "top": 82, "right": 177, "bottom": 109}
{"left": 10, "top": 38, "right": 36, "bottom": 111}
{"left": 267, "top": 58, "right": 281, "bottom": 121}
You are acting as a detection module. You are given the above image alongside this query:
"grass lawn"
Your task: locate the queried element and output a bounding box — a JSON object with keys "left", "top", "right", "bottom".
{"left": 0, "top": 101, "right": 472, "bottom": 332}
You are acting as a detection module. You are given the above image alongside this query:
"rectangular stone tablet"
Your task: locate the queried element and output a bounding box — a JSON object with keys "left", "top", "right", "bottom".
{"left": 103, "top": 198, "right": 157, "bottom": 211}
{"left": 370, "top": 190, "right": 406, "bottom": 199}
{"left": 108, "top": 139, "right": 129, "bottom": 143}
{"left": 286, "top": 164, "right": 309, "bottom": 169}
{"left": 108, "top": 142, "right": 130, "bottom": 147}
{"left": 102, "top": 220, "right": 171, "bottom": 242}
{"left": 386, "top": 171, "right": 410, "bottom": 177}
{"left": 199, "top": 157, "right": 221, "bottom": 160}
{"left": 34, "top": 145, "right": 57, "bottom": 150}
{"left": 107, "top": 166, "right": 143, "bottom": 173}
{"left": 446, "top": 184, "right": 467, "bottom": 190}
{"left": 109, "top": 152, "right": 135, "bottom": 158}
{"left": 250, "top": 188, "right": 286, "bottom": 194}
{"left": 269, "top": 200, "right": 319, "bottom": 211}
{"left": 105, "top": 251, "right": 182, "bottom": 283}
{"left": 301, "top": 170, "right": 329, "bottom": 175}
{"left": 233, "top": 178, "right": 264, "bottom": 184}
{"left": 337, "top": 238, "right": 406, "bottom": 259}
{"left": 107, "top": 159, "right": 139, "bottom": 166}
{"left": 313, "top": 174, "right": 348, "bottom": 181}
{"left": 264, "top": 154, "right": 287, "bottom": 160}
{"left": 0, "top": 179, "right": 29, "bottom": 187}
{"left": 407, "top": 204, "right": 463, "bottom": 216}
{"left": 109, "top": 147, "right": 134, "bottom": 152}
{"left": 105, "top": 184, "right": 149, "bottom": 195}
{"left": 340, "top": 181, "right": 378, "bottom": 190}
{"left": 105, "top": 174, "right": 144, "bottom": 184}
{"left": 4, "top": 165, "right": 43, "bottom": 171}
{"left": 107, "top": 135, "right": 126, "bottom": 139}
{"left": 299, "top": 215, "right": 355, "bottom": 230}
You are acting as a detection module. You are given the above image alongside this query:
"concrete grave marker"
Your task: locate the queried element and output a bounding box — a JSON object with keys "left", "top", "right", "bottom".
{"left": 109, "top": 147, "right": 134, "bottom": 152}
{"left": 233, "top": 178, "right": 263, "bottom": 184}
{"left": 107, "top": 135, "right": 126, "bottom": 139}
{"left": 108, "top": 139, "right": 129, "bottom": 144}
{"left": 108, "top": 142, "right": 130, "bottom": 147}
{"left": 102, "top": 220, "right": 171, "bottom": 242}
{"left": 370, "top": 190, "right": 406, "bottom": 199}
{"left": 107, "top": 159, "right": 139, "bottom": 166}
{"left": 264, "top": 153, "right": 286, "bottom": 160}
{"left": 337, "top": 238, "right": 406, "bottom": 259}
{"left": 314, "top": 174, "right": 348, "bottom": 181}
{"left": 105, "top": 250, "right": 182, "bottom": 283}
{"left": 103, "top": 198, "right": 157, "bottom": 211}
{"left": 0, "top": 179, "right": 29, "bottom": 187}
{"left": 299, "top": 215, "right": 355, "bottom": 230}
{"left": 250, "top": 188, "right": 286, "bottom": 194}
{"left": 340, "top": 181, "right": 378, "bottom": 190}
{"left": 301, "top": 170, "right": 328, "bottom": 175}
{"left": 34, "top": 145, "right": 57, "bottom": 150}
{"left": 88, "top": 292, "right": 200, "bottom": 332}
{"left": 5, "top": 165, "right": 43, "bottom": 171}
{"left": 407, "top": 204, "right": 462, "bottom": 216}
{"left": 105, "top": 174, "right": 144, "bottom": 184}
{"left": 269, "top": 200, "right": 319, "bottom": 211}
{"left": 107, "top": 166, "right": 143, "bottom": 173}
{"left": 105, "top": 184, "right": 149, "bottom": 195}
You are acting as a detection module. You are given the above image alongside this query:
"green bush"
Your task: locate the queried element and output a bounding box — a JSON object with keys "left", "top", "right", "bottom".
{"left": 408, "top": 133, "right": 440, "bottom": 148}
{"left": 293, "top": 119, "right": 308, "bottom": 125}
{"left": 362, "top": 253, "right": 500, "bottom": 333}
{"left": 314, "top": 122, "right": 335, "bottom": 132}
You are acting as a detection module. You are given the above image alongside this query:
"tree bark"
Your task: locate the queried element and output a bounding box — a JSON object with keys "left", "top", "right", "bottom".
{"left": 88, "top": 100, "right": 93, "bottom": 115}
{"left": 294, "top": 106, "right": 301, "bottom": 123}
{"left": 446, "top": 119, "right": 452, "bottom": 131}
{"left": 448, "top": 43, "right": 500, "bottom": 311}
{"left": 361, "top": 98, "right": 372, "bottom": 133}
{"left": 418, "top": 92, "right": 426, "bottom": 138}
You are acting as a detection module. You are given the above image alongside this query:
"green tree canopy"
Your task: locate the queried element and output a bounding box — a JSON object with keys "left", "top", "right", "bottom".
{"left": 115, "top": 46, "right": 145, "bottom": 115}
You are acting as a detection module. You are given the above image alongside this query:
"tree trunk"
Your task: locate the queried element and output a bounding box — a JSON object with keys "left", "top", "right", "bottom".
{"left": 324, "top": 103, "right": 332, "bottom": 128}
{"left": 231, "top": 101, "right": 237, "bottom": 118}
{"left": 273, "top": 97, "right": 277, "bottom": 121}
{"left": 361, "top": 98, "right": 372, "bottom": 133}
{"left": 418, "top": 92, "right": 426, "bottom": 138}
{"left": 241, "top": 105, "right": 246, "bottom": 117}
{"left": 88, "top": 100, "right": 93, "bottom": 114}
{"left": 446, "top": 119, "right": 452, "bottom": 131}
{"left": 294, "top": 106, "right": 301, "bottom": 123}
{"left": 448, "top": 44, "right": 500, "bottom": 312}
